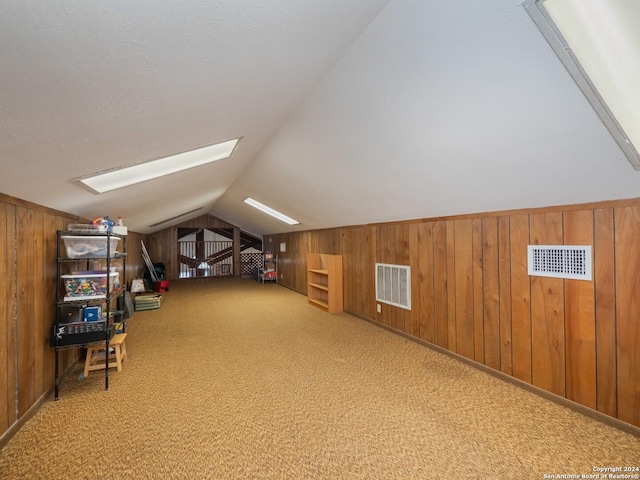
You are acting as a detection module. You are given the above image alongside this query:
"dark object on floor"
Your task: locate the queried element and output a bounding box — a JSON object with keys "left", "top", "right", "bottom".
{"left": 154, "top": 280, "right": 170, "bottom": 293}
{"left": 144, "top": 262, "right": 166, "bottom": 282}
{"left": 118, "top": 291, "right": 135, "bottom": 320}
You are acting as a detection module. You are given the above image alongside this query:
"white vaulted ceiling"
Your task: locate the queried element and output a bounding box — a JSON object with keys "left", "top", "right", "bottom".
{"left": 1, "top": 0, "right": 639, "bottom": 236}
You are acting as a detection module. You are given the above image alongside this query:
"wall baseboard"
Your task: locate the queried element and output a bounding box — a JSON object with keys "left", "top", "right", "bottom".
{"left": 0, "top": 358, "right": 81, "bottom": 450}
{"left": 349, "top": 310, "right": 640, "bottom": 439}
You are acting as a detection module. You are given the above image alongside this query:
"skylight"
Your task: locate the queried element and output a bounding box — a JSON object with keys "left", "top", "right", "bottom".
{"left": 525, "top": 0, "right": 640, "bottom": 170}
{"left": 75, "top": 137, "right": 241, "bottom": 194}
{"left": 244, "top": 198, "right": 300, "bottom": 225}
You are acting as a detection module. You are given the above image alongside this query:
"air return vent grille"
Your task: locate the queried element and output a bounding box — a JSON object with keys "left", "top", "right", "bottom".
{"left": 527, "top": 245, "right": 592, "bottom": 281}
{"left": 375, "top": 263, "right": 411, "bottom": 310}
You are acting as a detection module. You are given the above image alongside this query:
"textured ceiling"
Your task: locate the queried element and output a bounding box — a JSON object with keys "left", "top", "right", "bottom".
{"left": 1, "top": 0, "right": 639, "bottom": 236}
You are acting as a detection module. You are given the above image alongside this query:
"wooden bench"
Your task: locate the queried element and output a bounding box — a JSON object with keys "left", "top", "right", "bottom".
{"left": 84, "top": 333, "right": 127, "bottom": 378}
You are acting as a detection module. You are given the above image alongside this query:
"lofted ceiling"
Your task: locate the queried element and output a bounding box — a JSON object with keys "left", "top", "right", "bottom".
{"left": 1, "top": 0, "right": 639, "bottom": 236}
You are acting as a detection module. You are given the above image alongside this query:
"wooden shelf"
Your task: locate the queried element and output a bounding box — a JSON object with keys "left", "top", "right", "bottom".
{"left": 307, "top": 253, "right": 343, "bottom": 314}
{"left": 309, "top": 298, "right": 329, "bottom": 310}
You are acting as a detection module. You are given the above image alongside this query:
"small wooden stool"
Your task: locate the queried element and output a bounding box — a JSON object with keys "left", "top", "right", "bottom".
{"left": 84, "top": 333, "right": 127, "bottom": 378}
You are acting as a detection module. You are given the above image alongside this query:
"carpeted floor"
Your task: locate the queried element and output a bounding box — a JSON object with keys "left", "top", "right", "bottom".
{"left": 0, "top": 277, "right": 638, "bottom": 479}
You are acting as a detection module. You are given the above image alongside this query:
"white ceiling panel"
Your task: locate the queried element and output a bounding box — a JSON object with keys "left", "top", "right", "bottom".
{"left": 1, "top": 0, "right": 639, "bottom": 235}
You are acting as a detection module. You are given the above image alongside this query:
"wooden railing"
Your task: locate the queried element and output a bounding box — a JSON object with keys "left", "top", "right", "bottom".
{"left": 178, "top": 241, "right": 232, "bottom": 278}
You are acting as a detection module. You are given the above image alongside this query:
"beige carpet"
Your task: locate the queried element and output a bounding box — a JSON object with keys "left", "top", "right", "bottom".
{"left": 0, "top": 278, "right": 638, "bottom": 479}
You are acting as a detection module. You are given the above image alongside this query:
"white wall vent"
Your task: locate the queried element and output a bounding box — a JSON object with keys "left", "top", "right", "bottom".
{"left": 375, "top": 263, "right": 411, "bottom": 310}
{"left": 527, "top": 245, "right": 592, "bottom": 281}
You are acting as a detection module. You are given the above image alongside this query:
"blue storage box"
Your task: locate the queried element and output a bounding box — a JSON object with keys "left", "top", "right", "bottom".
{"left": 83, "top": 306, "right": 102, "bottom": 322}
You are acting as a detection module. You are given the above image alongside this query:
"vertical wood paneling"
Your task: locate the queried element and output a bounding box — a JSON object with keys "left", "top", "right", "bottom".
{"left": 125, "top": 231, "right": 147, "bottom": 281}
{"left": 365, "top": 227, "right": 377, "bottom": 321}
{"left": 162, "top": 198, "right": 640, "bottom": 430}
{"left": 397, "top": 224, "right": 410, "bottom": 332}
{"left": 564, "top": 210, "right": 596, "bottom": 409}
{"left": 530, "top": 212, "right": 565, "bottom": 396}
{"left": 614, "top": 206, "right": 640, "bottom": 426}
{"left": 593, "top": 208, "right": 617, "bottom": 417}
{"left": 446, "top": 221, "right": 456, "bottom": 352}
{"left": 510, "top": 214, "right": 531, "bottom": 383}
{"left": 341, "top": 229, "right": 354, "bottom": 315}
{"left": 168, "top": 228, "right": 177, "bottom": 279}
{"left": 472, "top": 219, "right": 484, "bottom": 364}
{"left": 150, "top": 214, "right": 244, "bottom": 280}
{"left": 32, "top": 210, "right": 44, "bottom": 403}
{"left": 43, "top": 214, "right": 57, "bottom": 395}
{"left": 498, "top": 216, "right": 512, "bottom": 375}
{"left": 6, "top": 205, "right": 17, "bottom": 428}
{"left": 409, "top": 224, "right": 421, "bottom": 338}
{"left": 417, "top": 223, "right": 435, "bottom": 344}
{"left": 16, "top": 206, "right": 32, "bottom": 416}
{"left": 298, "top": 232, "right": 306, "bottom": 290}
{"left": 0, "top": 195, "right": 144, "bottom": 441}
{"left": 341, "top": 227, "right": 375, "bottom": 319}
{"left": 298, "top": 232, "right": 312, "bottom": 293}
{"left": 0, "top": 203, "right": 11, "bottom": 433}
{"left": 454, "top": 220, "right": 474, "bottom": 360}
{"left": 316, "top": 228, "right": 341, "bottom": 256}
{"left": 308, "top": 231, "right": 320, "bottom": 256}
{"left": 377, "top": 225, "right": 395, "bottom": 328}
{"left": 280, "top": 233, "right": 291, "bottom": 288}
{"left": 6, "top": 191, "right": 640, "bottom": 441}
{"left": 286, "top": 232, "right": 297, "bottom": 290}
{"left": 283, "top": 233, "right": 292, "bottom": 289}
{"left": 482, "top": 217, "right": 500, "bottom": 370}
{"left": 233, "top": 228, "right": 241, "bottom": 277}
{"left": 384, "top": 227, "right": 396, "bottom": 329}
{"left": 433, "top": 221, "right": 448, "bottom": 349}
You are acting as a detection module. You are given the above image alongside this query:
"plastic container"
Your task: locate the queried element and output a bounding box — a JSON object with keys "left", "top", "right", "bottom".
{"left": 61, "top": 271, "right": 120, "bottom": 300}
{"left": 62, "top": 235, "right": 120, "bottom": 259}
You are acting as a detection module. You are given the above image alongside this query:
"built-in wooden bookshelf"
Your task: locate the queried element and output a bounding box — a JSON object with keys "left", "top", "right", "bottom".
{"left": 307, "top": 253, "right": 343, "bottom": 314}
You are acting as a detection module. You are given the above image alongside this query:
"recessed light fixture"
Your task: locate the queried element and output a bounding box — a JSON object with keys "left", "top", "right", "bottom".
{"left": 244, "top": 198, "right": 299, "bottom": 225}
{"left": 74, "top": 137, "right": 241, "bottom": 194}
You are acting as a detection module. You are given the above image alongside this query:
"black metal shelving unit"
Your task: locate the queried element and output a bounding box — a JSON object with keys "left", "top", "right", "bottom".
{"left": 260, "top": 253, "right": 277, "bottom": 283}
{"left": 52, "top": 229, "right": 127, "bottom": 400}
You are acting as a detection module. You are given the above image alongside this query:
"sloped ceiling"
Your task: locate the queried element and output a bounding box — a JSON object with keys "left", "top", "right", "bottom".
{"left": 1, "top": 0, "right": 639, "bottom": 236}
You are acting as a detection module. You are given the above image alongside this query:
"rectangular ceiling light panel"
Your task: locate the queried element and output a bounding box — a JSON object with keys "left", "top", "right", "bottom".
{"left": 244, "top": 198, "right": 299, "bottom": 225}
{"left": 525, "top": 0, "right": 640, "bottom": 170}
{"left": 76, "top": 137, "right": 240, "bottom": 194}
{"left": 524, "top": 0, "right": 640, "bottom": 169}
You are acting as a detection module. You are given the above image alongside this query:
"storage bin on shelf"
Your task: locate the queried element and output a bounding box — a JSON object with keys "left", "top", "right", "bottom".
{"left": 50, "top": 320, "right": 115, "bottom": 347}
{"left": 61, "top": 271, "right": 120, "bottom": 301}
{"left": 61, "top": 235, "right": 120, "bottom": 259}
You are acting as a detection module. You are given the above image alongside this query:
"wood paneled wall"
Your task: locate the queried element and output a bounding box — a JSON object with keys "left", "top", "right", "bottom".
{"left": 0, "top": 194, "right": 147, "bottom": 443}
{"left": 268, "top": 200, "right": 640, "bottom": 428}
{"left": 147, "top": 215, "right": 239, "bottom": 279}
